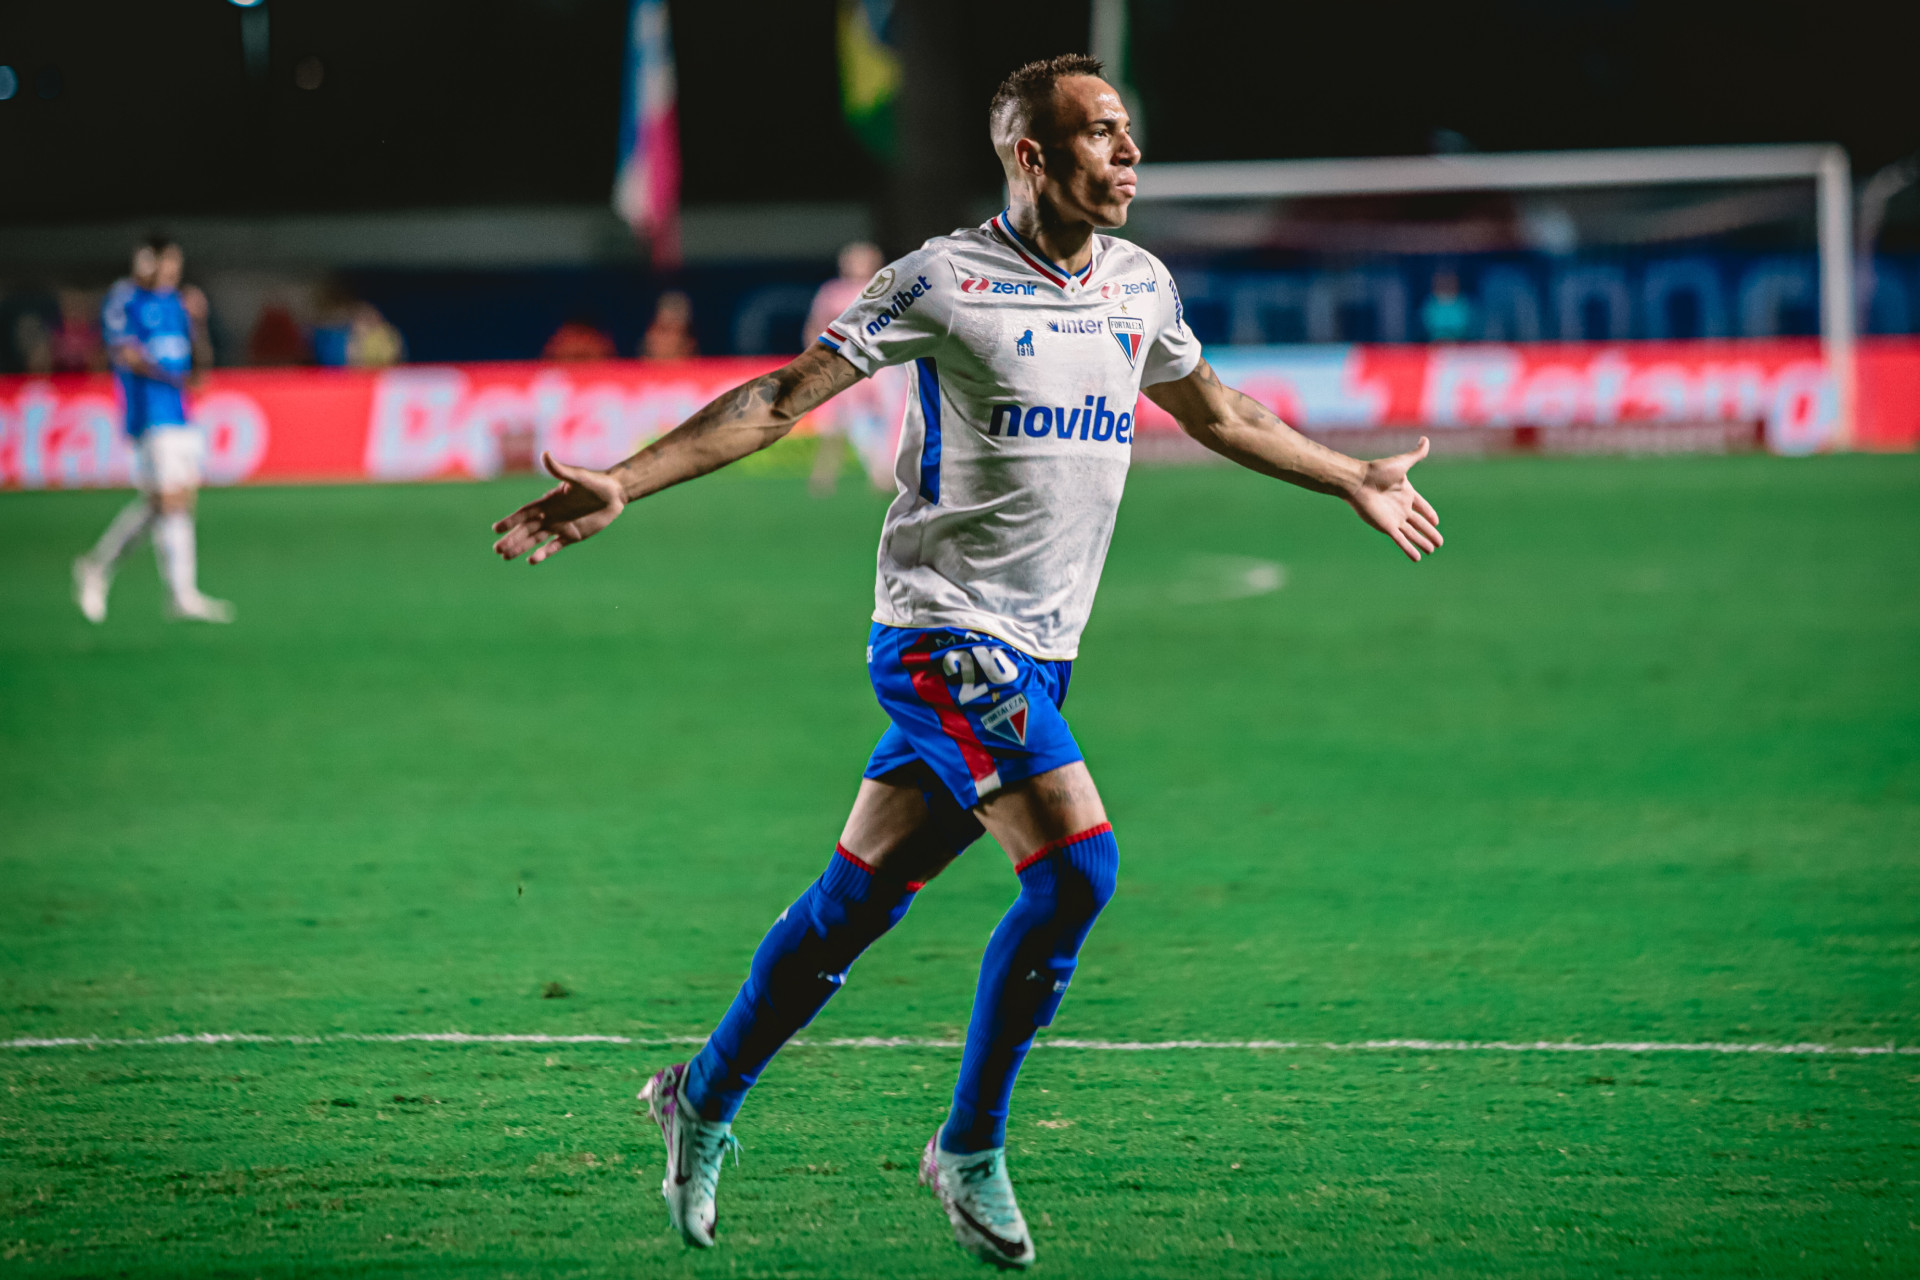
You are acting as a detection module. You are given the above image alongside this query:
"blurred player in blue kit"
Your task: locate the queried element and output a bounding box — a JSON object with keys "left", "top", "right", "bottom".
{"left": 74, "top": 236, "right": 234, "bottom": 624}
{"left": 493, "top": 55, "right": 1441, "bottom": 1268}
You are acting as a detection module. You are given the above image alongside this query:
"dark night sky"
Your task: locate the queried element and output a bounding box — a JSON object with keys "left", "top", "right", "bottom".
{"left": 1, "top": 0, "right": 1915, "bottom": 224}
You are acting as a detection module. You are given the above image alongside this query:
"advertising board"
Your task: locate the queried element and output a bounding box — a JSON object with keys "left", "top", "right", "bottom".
{"left": 3, "top": 341, "right": 1915, "bottom": 490}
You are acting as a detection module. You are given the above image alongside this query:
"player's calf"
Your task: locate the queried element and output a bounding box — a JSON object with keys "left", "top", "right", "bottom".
{"left": 682, "top": 843, "right": 927, "bottom": 1125}
{"left": 942, "top": 822, "right": 1118, "bottom": 1154}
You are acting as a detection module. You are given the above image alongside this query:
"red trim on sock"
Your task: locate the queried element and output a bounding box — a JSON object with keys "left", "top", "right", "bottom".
{"left": 835, "top": 844, "right": 926, "bottom": 890}
{"left": 833, "top": 843, "right": 876, "bottom": 873}
{"left": 1012, "top": 821, "right": 1113, "bottom": 874}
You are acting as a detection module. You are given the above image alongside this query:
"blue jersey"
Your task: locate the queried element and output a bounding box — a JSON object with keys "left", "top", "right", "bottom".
{"left": 102, "top": 280, "right": 193, "bottom": 436}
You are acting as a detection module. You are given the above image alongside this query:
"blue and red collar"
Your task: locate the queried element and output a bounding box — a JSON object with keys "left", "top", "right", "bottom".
{"left": 990, "top": 210, "right": 1095, "bottom": 289}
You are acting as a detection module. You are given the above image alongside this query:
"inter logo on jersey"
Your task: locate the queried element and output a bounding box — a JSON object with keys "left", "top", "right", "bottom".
{"left": 979, "top": 693, "right": 1030, "bottom": 745}
{"left": 1108, "top": 315, "right": 1145, "bottom": 366}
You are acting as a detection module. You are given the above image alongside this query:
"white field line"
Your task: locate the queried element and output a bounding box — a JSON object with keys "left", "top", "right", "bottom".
{"left": 3, "top": 1031, "right": 1914, "bottom": 1056}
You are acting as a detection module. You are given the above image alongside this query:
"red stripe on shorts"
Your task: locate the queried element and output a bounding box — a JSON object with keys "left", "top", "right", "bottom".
{"left": 900, "top": 638, "right": 1000, "bottom": 787}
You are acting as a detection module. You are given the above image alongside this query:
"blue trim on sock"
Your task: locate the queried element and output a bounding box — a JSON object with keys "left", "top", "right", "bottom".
{"left": 686, "top": 848, "right": 917, "bottom": 1123}
{"left": 941, "top": 826, "right": 1118, "bottom": 1154}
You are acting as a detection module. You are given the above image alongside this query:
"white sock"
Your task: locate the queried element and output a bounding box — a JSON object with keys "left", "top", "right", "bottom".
{"left": 89, "top": 499, "right": 155, "bottom": 573}
{"left": 153, "top": 511, "right": 199, "bottom": 605}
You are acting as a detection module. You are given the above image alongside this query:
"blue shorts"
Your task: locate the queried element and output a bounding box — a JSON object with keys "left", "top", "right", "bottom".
{"left": 864, "top": 623, "right": 1083, "bottom": 810}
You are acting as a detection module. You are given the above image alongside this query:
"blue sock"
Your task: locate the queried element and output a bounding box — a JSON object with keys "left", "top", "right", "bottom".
{"left": 684, "top": 847, "right": 922, "bottom": 1122}
{"left": 942, "top": 824, "right": 1118, "bottom": 1154}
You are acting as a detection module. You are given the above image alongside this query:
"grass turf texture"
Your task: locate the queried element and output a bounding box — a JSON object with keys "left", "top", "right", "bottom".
{"left": 2, "top": 453, "right": 1916, "bottom": 1277}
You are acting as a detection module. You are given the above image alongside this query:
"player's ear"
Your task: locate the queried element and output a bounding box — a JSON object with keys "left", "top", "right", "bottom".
{"left": 1015, "top": 137, "right": 1045, "bottom": 177}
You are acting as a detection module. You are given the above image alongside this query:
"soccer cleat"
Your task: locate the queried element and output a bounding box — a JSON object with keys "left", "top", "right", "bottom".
{"left": 73, "top": 557, "right": 108, "bottom": 624}
{"left": 167, "top": 593, "right": 236, "bottom": 624}
{"left": 639, "top": 1063, "right": 740, "bottom": 1248}
{"left": 919, "top": 1132, "right": 1036, "bottom": 1269}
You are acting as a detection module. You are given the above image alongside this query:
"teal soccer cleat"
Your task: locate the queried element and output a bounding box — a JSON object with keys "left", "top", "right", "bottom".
{"left": 639, "top": 1063, "right": 741, "bottom": 1248}
{"left": 919, "top": 1130, "right": 1036, "bottom": 1269}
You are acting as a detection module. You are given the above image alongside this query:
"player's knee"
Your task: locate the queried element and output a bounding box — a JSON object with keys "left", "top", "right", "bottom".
{"left": 1047, "top": 824, "right": 1118, "bottom": 918}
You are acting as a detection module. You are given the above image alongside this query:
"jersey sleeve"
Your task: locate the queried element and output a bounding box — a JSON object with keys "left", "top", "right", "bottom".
{"left": 100, "top": 280, "right": 138, "bottom": 350}
{"left": 1139, "top": 255, "right": 1203, "bottom": 387}
{"left": 815, "top": 246, "right": 952, "bottom": 375}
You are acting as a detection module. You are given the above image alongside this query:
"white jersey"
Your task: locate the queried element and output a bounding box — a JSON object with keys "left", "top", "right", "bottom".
{"left": 820, "top": 212, "right": 1202, "bottom": 660}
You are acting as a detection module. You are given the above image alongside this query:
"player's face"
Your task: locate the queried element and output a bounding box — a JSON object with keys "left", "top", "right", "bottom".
{"left": 1039, "top": 76, "right": 1141, "bottom": 228}
{"left": 154, "top": 247, "right": 185, "bottom": 292}
{"left": 131, "top": 247, "right": 159, "bottom": 288}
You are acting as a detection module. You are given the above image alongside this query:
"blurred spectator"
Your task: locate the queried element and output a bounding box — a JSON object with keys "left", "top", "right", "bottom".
{"left": 50, "top": 288, "right": 106, "bottom": 372}
{"left": 806, "top": 241, "right": 884, "bottom": 339}
{"left": 642, "top": 290, "right": 698, "bottom": 360}
{"left": 544, "top": 315, "right": 618, "bottom": 361}
{"left": 347, "top": 302, "right": 405, "bottom": 367}
{"left": 316, "top": 295, "right": 403, "bottom": 367}
{"left": 805, "top": 241, "right": 900, "bottom": 495}
{"left": 249, "top": 303, "right": 311, "bottom": 366}
{"left": 1421, "top": 269, "right": 1475, "bottom": 342}
{"left": 312, "top": 279, "right": 357, "bottom": 367}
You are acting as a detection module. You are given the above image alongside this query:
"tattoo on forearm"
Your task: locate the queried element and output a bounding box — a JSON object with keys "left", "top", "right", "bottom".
{"left": 611, "top": 349, "right": 860, "bottom": 497}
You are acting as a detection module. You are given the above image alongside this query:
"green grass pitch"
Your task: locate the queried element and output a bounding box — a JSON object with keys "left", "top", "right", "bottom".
{"left": 2, "top": 452, "right": 1917, "bottom": 1278}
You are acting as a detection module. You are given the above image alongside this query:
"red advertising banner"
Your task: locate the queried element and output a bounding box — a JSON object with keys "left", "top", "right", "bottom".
{"left": 1145, "top": 339, "right": 1920, "bottom": 456}
{"left": 3, "top": 341, "right": 1916, "bottom": 490}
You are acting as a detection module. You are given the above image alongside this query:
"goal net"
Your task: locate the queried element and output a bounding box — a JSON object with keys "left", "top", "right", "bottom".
{"left": 1118, "top": 146, "right": 1856, "bottom": 456}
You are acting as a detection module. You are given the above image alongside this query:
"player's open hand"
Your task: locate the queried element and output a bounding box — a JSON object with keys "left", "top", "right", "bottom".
{"left": 491, "top": 452, "right": 627, "bottom": 565}
{"left": 1346, "top": 437, "right": 1443, "bottom": 562}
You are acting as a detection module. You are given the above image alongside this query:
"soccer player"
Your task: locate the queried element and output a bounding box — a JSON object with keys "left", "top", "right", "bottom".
{"left": 73, "top": 236, "right": 233, "bottom": 624}
{"left": 492, "top": 54, "right": 1441, "bottom": 1268}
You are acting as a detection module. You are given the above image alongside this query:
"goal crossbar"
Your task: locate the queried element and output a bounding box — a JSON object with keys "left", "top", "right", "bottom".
{"left": 1133, "top": 145, "right": 1857, "bottom": 444}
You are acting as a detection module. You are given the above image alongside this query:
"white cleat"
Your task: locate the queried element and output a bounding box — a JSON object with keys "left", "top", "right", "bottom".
{"left": 73, "top": 558, "right": 108, "bottom": 624}
{"left": 920, "top": 1131, "right": 1036, "bottom": 1270}
{"left": 167, "top": 593, "right": 236, "bottom": 624}
{"left": 639, "top": 1062, "right": 740, "bottom": 1248}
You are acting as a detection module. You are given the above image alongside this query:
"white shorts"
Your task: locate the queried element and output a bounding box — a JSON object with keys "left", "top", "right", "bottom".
{"left": 135, "top": 426, "right": 204, "bottom": 494}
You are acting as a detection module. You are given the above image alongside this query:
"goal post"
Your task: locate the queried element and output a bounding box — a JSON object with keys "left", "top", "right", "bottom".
{"left": 1131, "top": 145, "right": 1857, "bottom": 446}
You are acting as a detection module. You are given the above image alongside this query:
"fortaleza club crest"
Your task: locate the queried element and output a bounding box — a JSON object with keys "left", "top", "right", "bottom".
{"left": 979, "top": 693, "right": 1030, "bottom": 745}
{"left": 1108, "top": 315, "right": 1145, "bottom": 366}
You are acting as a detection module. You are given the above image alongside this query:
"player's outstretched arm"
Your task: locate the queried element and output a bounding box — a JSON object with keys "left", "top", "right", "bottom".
{"left": 491, "top": 344, "right": 864, "bottom": 564}
{"left": 1144, "top": 358, "right": 1443, "bottom": 562}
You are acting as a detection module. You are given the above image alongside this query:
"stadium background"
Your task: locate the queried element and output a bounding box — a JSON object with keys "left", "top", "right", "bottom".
{"left": 3, "top": 2, "right": 1917, "bottom": 1277}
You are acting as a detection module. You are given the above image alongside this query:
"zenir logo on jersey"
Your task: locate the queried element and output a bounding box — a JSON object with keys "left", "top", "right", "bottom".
{"left": 979, "top": 693, "right": 1030, "bottom": 745}
{"left": 1108, "top": 315, "right": 1145, "bottom": 366}
{"left": 960, "top": 276, "right": 1039, "bottom": 297}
